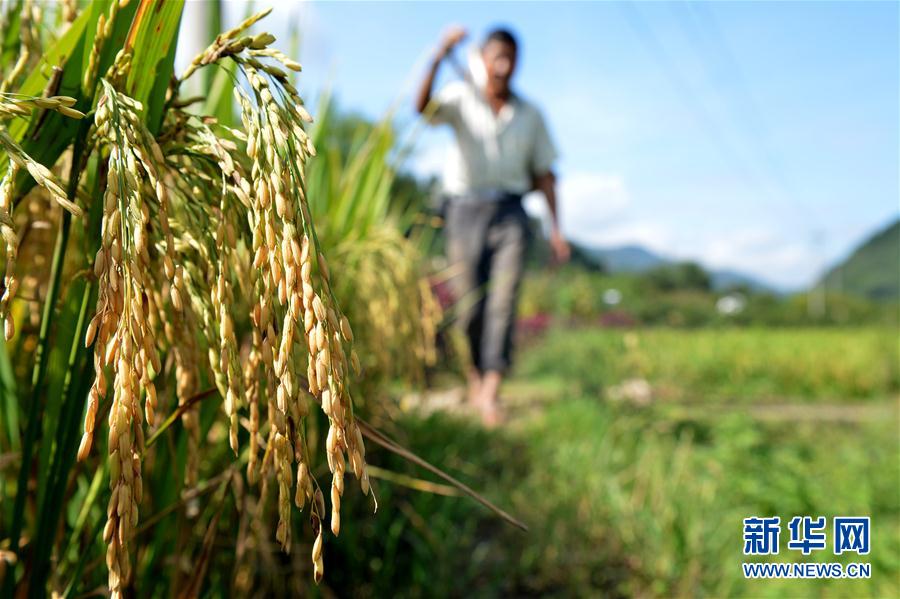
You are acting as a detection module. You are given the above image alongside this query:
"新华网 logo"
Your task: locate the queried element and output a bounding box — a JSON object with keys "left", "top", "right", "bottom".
{"left": 742, "top": 516, "right": 871, "bottom": 579}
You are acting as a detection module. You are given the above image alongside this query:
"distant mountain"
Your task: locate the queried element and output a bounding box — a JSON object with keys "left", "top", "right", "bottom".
{"left": 582, "top": 244, "right": 667, "bottom": 272}
{"left": 819, "top": 218, "right": 899, "bottom": 300}
{"left": 582, "top": 244, "right": 775, "bottom": 292}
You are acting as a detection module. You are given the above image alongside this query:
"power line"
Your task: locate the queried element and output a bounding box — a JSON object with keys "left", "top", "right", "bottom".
{"left": 679, "top": 1, "right": 819, "bottom": 227}
{"left": 618, "top": 1, "right": 767, "bottom": 198}
{"left": 620, "top": 1, "right": 831, "bottom": 292}
{"left": 674, "top": 2, "right": 830, "bottom": 293}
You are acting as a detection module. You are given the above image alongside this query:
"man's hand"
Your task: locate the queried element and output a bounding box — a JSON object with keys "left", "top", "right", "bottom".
{"left": 436, "top": 26, "right": 467, "bottom": 61}
{"left": 532, "top": 171, "right": 570, "bottom": 265}
{"left": 417, "top": 26, "right": 467, "bottom": 114}
{"left": 550, "top": 227, "right": 571, "bottom": 265}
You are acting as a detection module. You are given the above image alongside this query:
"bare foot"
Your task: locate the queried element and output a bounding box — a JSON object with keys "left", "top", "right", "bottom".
{"left": 478, "top": 370, "right": 504, "bottom": 427}
{"left": 481, "top": 401, "right": 504, "bottom": 428}
{"left": 466, "top": 369, "right": 482, "bottom": 408}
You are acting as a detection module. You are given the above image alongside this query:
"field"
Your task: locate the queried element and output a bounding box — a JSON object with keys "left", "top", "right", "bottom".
{"left": 514, "top": 327, "right": 899, "bottom": 404}
{"left": 0, "top": 3, "right": 896, "bottom": 596}
{"left": 328, "top": 325, "right": 900, "bottom": 598}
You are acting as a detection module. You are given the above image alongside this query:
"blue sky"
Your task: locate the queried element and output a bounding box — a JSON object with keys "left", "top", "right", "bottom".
{"left": 183, "top": 1, "right": 899, "bottom": 290}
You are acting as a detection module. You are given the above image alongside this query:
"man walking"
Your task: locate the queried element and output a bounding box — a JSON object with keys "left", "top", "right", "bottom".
{"left": 416, "top": 26, "right": 569, "bottom": 426}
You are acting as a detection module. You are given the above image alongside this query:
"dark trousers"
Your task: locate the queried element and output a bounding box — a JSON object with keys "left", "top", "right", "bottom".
{"left": 445, "top": 196, "right": 529, "bottom": 374}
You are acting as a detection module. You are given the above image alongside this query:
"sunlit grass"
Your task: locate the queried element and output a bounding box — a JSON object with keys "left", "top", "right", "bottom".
{"left": 326, "top": 327, "right": 899, "bottom": 597}
{"left": 516, "top": 327, "right": 899, "bottom": 403}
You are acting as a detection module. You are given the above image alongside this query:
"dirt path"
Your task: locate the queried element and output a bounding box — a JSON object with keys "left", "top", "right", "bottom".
{"left": 402, "top": 383, "right": 900, "bottom": 424}
{"left": 657, "top": 401, "right": 899, "bottom": 423}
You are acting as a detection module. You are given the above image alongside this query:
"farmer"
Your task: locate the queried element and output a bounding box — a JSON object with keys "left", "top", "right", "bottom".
{"left": 415, "top": 26, "right": 570, "bottom": 426}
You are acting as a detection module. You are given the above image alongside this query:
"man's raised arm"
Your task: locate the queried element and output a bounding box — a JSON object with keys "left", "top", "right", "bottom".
{"left": 415, "top": 26, "right": 467, "bottom": 114}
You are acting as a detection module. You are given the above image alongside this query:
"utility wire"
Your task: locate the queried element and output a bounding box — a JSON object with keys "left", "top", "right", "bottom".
{"left": 623, "top": 1, "right": 833, "bottom": 290}
{"left": 680, "top": 2, "right": 819, "bottom": 227}
{"left": 619, "top": 1, "right": 765, "bottom": 198}
{"left": 674, "top": 2, "right": 830, "bottom": 290}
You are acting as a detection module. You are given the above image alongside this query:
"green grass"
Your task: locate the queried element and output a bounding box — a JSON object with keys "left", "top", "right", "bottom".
{"left": 512, "top": 399, "right": 898, "bottom": 597}
{"left": 515, "top": 327, "right": 899, "bottom": 403}
{"left": 326, "top": 326, "right": 900, "bottom": 598}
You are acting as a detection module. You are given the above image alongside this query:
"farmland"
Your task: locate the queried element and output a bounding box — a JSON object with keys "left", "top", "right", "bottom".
{"left": 0, "top": 2, "right": 896, "bottom": 596}
{"left": 328, "top": 325, "right": 900, "bottom": 598}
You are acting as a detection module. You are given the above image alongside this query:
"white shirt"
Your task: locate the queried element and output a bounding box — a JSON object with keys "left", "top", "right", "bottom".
{"left": 429, "top": 80, "right": 558, "bottom": 197}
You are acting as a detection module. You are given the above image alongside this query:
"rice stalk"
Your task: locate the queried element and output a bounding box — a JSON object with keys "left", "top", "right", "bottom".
{"left": 0, "top": 94, "right": 86, "bottom": 340}
{"left": 41, "top": 10, "right": 371, "bottom": 590}
{"left": 0, "top": 0, "right": 40, "bottom": 94}
{"left": 306, "top": 99, "right": 440, "bottom": 390}
{"left": 0, "top": 4, "right": 445, "bottom": 594}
